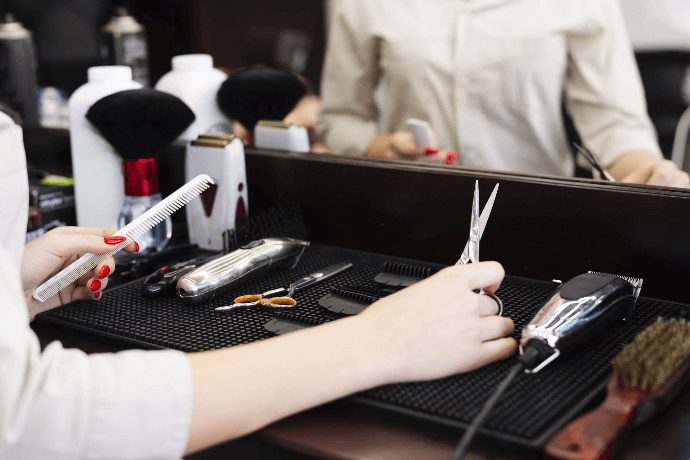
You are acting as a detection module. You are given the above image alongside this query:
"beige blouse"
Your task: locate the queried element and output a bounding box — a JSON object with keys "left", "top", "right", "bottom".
{"left": 317, "top": 0, "right": 663, "bottom": 177}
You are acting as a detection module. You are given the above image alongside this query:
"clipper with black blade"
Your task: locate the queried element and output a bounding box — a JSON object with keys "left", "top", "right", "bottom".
{"left": 520, "top": 271, "right": 644, "bottom": 373}
{"left": 450, "top": 271, "right": 644, "bottom": 460}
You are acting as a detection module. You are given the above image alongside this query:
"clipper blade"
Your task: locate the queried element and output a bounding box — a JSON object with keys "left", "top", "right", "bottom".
{"left": 587, "top": 271, "right": 643, "bottom": 298}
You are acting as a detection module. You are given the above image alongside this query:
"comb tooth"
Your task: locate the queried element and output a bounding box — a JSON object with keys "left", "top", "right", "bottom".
{"left": 331, "top": 288, "right": 380, "bottom": 305}
{"left": 32, "top": 176, "right": 212, "bottom": 302}
{"left": 274, "top": 312, "right": 324, "bottom": 327}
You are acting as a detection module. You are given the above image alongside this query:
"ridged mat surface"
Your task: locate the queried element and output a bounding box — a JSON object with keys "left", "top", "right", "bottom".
{"left": 37, "top": 243, "right": 688, "bottom": 452}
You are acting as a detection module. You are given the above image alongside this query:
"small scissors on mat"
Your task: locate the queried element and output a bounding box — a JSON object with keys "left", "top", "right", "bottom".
{"left": 455, "top": 181, "right": 503, "bottom": 316}
{"left": 215, "top": 262, "right": 353, "bottom": 312}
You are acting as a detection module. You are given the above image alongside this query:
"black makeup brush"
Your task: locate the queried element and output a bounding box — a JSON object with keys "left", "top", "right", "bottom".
{"left": 85, "top": 88, "right": 195, "bottom": 158}
{"left": 85, "top": 88, "right": 196, "bottom": 253}
{"left": 216, "top": 67, "right": 307, "bottom": 133}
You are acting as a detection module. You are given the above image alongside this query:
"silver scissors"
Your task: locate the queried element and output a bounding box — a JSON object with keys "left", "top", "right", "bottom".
{"left": 215, "top": 262, "right": 353, "bottom": 312}
{"left": 455, "top": 181, "right": 503, "bottom": 316}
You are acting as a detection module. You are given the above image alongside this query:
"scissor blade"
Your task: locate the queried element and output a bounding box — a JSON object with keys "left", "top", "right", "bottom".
{"left": 469, "top": 181, "right": 481, "bottom": 264}
{"left": 456, "top": 183, "right": 499, "bottom": 265}
{"left": 287, "top": 262, "right": 354, "bottom": 296}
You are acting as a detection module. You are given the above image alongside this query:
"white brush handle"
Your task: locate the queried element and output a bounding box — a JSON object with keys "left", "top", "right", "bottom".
{"left": 32, "top": 174, "right": 214, "bottom": 302}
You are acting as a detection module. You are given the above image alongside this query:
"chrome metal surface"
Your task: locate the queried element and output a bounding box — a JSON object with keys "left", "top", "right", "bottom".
{"left": 455, "top": 183, "right": 499, "bottom": 266}
{"left": 455, "top": 181, "right": 503, "bottom": 315}
{"left": 177, "top": 237, "right": 309, "bottom": 305}
{"left": 520, "top": 273, "right": 642, "bottom": 372}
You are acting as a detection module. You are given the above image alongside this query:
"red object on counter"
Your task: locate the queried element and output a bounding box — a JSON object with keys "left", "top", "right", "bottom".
{"left": 445, "top": 151, "right": 459, "bottom": 165}
{"left": 123, "top": 158, "right": 158, "bottom": 196}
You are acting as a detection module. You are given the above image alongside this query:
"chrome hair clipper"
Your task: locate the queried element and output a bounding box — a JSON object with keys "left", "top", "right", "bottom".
{"left": 520, "top": 272, "right": 643, "bottom": 373}
{"left": 451, "top": 272, "right": 644, "bottom": 459}
{"left": 176, "top": 237, "right": 309, "bottom": 305}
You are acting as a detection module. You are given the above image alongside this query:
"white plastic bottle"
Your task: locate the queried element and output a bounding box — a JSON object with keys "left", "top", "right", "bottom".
{"left": 154, "top": 54, "right": 232, "bottom": 141}
{"left": 69, "top": 66, "right": 142, "bottom": 228}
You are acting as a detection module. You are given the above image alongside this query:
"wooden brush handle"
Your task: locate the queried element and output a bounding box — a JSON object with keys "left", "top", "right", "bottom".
{"left": 544, "top": 380, "right": 645, "bottom": 460}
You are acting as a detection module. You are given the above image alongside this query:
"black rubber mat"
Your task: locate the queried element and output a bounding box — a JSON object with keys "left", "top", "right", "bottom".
{"left": 36, "top": 243, "right": 688, "bottom": 453}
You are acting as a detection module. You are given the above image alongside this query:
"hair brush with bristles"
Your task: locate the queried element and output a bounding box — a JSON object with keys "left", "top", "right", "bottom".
{"left": 216, "top": 67, "right": 307, "bottom": 132}
{"left": 545, "top": 317, "right": 690, "bottom": 460}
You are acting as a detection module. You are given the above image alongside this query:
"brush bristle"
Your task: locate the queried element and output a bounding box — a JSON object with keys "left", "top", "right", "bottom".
{"left": 612, "top": 317, "right": 690, "bottom": 392}
{"left": 85, "top": 89, "right": 196, "bottom": 159}
{"left": 216, "top": 67, "right": 307, "bottom": 132}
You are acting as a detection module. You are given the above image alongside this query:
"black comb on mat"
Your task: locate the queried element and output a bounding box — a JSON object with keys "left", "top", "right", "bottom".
{"left": 264, "top": 312, "right": 327, "bottom": 335}
{"left": 319, "top": 286, "right": 390, "bottom": 317}
{"left": 374, "top": 262, "right": 438, "bottom": 287}
{"left": 224, "top": 201, "right": 307, "bottom": 252}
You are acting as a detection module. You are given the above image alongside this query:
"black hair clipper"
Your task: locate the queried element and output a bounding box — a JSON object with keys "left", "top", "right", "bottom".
{"left": 520, "top": 272, "right": 643, "bottom": 373}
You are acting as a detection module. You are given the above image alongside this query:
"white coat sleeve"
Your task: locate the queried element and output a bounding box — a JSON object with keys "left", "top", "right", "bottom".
{"left": 0, "top": 246, "right": 193, "bottom": 460}
{"left": 0, "top": 112, "right": 193, "bottom": 460}
{"left": 316, "top": 0, "right": 380, "bottom": 156}
{"left": 565, "top": 0, "right": 663, "bottom": 167}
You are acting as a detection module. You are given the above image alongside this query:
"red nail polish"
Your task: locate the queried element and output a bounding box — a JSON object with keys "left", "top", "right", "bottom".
{"left": 445, "top": 151, "right": 459, "bottom": 165}
{"left": 134, "top": 241, "right": 140, "bottom": 252}
{"left": 104, "top": 236, "right": 127, "bottom": 245}
{"left": 98, "top": 266, "right": 110, "bottom": 279}
{"left": 94, "top": 292, "right": 100, "bottom": 299}
{"left": 424, "top": 148, "right": 439, "bottom": 155}
{"left": 90, "top": 280, "right": 101, "bottom": 292}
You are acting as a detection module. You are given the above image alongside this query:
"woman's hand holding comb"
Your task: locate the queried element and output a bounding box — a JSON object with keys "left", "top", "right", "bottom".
{"left": 21, "top": 227, "right": 138, "bottom": 320}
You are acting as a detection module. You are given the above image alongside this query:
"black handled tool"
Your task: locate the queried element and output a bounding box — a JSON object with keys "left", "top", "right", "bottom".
{"left": 142, "top": 255, "right": 219, "bottom": 298}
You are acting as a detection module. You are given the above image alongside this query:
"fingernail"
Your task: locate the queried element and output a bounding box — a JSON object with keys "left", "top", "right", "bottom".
{"left": 514, "top": 338, "right": 520, "bottom": 345}
{"left": 90, "top": 280, "right": 101, "bottom": 292}
{"left": 98, "top": 265, "right": 110, "bottom": 279}
{"left": 445, "top": 151, "right": 459, "bottom": 165}
{"left": 134, "top": 241, "right": 140, "bottom": 252}
{"left": 424, "top": 148, "right": 439, "bottom": 155}
{"left": 94, "top": 292, "right": 100, "bottom": 299}
{"left": 104, "top": 236, "right": 127, "bottom": 245}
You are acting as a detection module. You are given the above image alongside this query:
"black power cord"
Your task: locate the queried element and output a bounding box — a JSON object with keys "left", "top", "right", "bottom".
{"left": 450, "top": 340, "right": 554, "bottom": 460}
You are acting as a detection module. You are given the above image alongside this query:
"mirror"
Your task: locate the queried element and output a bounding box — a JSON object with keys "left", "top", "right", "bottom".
{"left": 311, "top": 0, "right": 690, "bottom": 189}
{"left": 187, "top": 0, "right": 690, "bottom": 188}
{"left": 9, "top": 0, "right": 689, "bottom": 189}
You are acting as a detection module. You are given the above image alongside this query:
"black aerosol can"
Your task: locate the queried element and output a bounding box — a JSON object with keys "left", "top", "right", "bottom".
{"left": 101, "top": 7, "right": 150, "bottom": 87}
{"left": 0, "top": 13, "right": 39, "bottom": 126}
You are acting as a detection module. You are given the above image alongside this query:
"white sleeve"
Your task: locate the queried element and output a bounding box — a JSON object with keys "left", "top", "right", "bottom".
{"left": 316, "top": 0, "right": 380, "bottom": 156}
{"left": 565, "top": 0, "right": 663, "bottom": 167}
{"left": 0, "top": 244, "right": 193, "bottom": 460}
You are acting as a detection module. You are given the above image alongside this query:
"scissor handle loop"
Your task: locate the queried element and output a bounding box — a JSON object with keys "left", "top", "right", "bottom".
{"left": 261, "top": 297, "right": 298, "bottom": 310}
{"left": 234, "top": 294, "right": 262, "bottom": 303}
{"left": 481, "top": 291, "right": 503, "bottom": 317}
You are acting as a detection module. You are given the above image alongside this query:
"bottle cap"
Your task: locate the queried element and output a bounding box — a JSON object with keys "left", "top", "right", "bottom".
{"left": 123, "top": 158, "right": 158, "bottom": 196}
{"left": 172, "top": 54, "right": 214, "bottom": 72}
{"left": 88, "top": 66, "right": 133, "bottom": 83}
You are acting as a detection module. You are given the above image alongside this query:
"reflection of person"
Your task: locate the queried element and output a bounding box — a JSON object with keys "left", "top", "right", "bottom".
{"left": 0, "top": 112, "right": 515, "bottom": 458}
{"left": 318, "top": 0, "right": 690, "bottom": 187}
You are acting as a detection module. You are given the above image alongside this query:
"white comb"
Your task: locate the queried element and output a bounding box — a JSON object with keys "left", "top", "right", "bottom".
{"left": 33, "top": 174, "right": 215, "bottom": 302}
